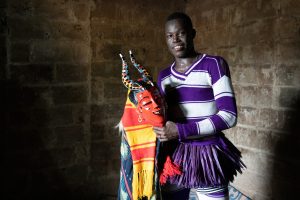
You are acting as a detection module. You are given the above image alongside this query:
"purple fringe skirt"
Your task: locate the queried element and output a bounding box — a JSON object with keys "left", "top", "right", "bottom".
{"left": 169, "top": 134, "right": 245, "bottom": 188}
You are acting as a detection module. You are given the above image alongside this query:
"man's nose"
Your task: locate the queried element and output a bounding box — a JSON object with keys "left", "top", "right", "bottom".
{"left": 172, "top": 35, "right": 179, "bottom": 42}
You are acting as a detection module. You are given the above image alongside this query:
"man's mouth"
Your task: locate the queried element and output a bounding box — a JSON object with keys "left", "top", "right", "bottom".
{"left": 174, "top": 45, "right": 184, "bottom": 51}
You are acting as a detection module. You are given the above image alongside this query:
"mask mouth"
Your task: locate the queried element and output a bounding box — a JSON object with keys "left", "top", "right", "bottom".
{"left": 152, "top": 108, "right": 163, "bottom": 115}
{"left": 153, "top": 111, "right": 161, "bottom": 115}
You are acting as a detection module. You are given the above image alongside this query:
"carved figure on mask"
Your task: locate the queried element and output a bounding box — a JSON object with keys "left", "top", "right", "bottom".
{"left": 119, "top": 51, "right": 165, "bottom": 127}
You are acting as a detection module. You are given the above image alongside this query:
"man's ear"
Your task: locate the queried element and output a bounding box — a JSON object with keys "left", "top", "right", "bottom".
{"left": 192, "top": 28, "right": 196, "bottom": 39}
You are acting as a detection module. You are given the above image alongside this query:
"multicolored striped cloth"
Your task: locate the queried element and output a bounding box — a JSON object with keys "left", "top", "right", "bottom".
{"left": 118, "top": 95, "right": 159, "bottom": 200}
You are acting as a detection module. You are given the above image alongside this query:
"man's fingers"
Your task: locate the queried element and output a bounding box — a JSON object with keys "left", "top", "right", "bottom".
{"left": 153, "top": 126, "right": 164, "bottom": 132}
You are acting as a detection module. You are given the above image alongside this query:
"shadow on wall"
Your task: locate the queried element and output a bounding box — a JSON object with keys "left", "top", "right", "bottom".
{"left": 271, "top": 94, "right": 300, "bottom": 199}
{"left": 1, "top": 81, "right": 88, "bottom": 200}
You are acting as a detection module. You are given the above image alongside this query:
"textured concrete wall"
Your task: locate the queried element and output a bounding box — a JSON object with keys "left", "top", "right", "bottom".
{"left": 2, "top": 0, "right": 184, "bottom": 199}
{"left": 2, "top": 0, "right": 92, "bottom": 199}
{"left": 186, "top": 0, "right": 300, "bottom": 199}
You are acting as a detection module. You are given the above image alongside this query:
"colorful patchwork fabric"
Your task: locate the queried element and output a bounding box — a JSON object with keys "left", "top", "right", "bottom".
{"left": 118, "top": 95, "right": 159, "bottom": 200}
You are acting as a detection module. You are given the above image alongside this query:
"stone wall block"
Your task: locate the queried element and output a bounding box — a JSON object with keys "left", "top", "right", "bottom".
{"left": 0, "top": 36, "right": 6, "bottom": 78}
{"left": 277, "top": 40, "right": 300, "bottom": 65}
{"left": 31, "top": 42, "right": 90, "bottom": 63}
{"left": 94, "top": 42, "right": 122, "bottom": 61}
{"left": 275, "top": 64, "right": 300, "bottom": 86}
{"left": 10, "top": 64, "right": 53, "bottom": 84}
{"left": 8, "top": 18, "right": 45, "bottom": 40}
{"left": 10, "top": 42, "right": 30, "bottom": 63}
{"left": 234, "top": 85, "right": 257, "bottom": 107}
{"left": 32, "top": 0, "right": 72, "bottom": 20}
{"left": 278, "top": 87, "right": 300, "bottom": 108}
{"left": 257, "top": 108, "right": 280, "bottom": 129}
{"left": 237, "top": 106, "right": 259, "bottom": 126}
{"left": 275, "top": 17, "right": 300, "bottom": 40}
{"left": 53, "top": 85, "right": 87, "bottom": 105}
{"left": 256, "top": 86, "right": 273, "bottom": 108}
{"left": 91, "top": 103, "right": 124, "bottom": 123}
{"left": 240, "top": 43, "right": 275, "bottom": 64}
{"left": 91, "top": 61, "right": 120, "bottom": 78}
{"left": 239, "top": 148, "right": 274, "bottom": 178}
{"left": 232, "top": 64, "right": 258, "bottom": 84}
{"left": 91, "top": 77, "right": 103, "bottom": 103}
{"left": 91, "top": 1, "right": 116, "bottom": 21}
{"left": 103, "top": 82, "right": 126, "bottom": 99}
{"left": 239, "top": 0, "right": 278, "bottom": 23}
{"left": 55, "top": 64, "right": 88, "bottom": 83}
{"left": 233, "top": 170, "right": 271, "bottom": 200}
{"left": 280, "top": 0, "right": 300, "bottom": 17}
{"left": 256, "top": 64, "right": 274, "bottom": 86}
{"left": 55, "top": 125, "right": 84, "bottom": 146}
{"left": 7, "top": 0, "right": 34, "bottom": 17}
{"left": 72, "top": 2, "right": 90, "bottom": 22}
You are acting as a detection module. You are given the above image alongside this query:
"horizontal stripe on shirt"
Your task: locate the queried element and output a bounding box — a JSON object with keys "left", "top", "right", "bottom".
{"left": 168, "top": 101, "right": 218, "bottom": 118}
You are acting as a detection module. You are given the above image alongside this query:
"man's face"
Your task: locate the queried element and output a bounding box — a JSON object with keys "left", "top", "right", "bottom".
{"left": 136, "top": 87, "right": 165, "bottom": 127}
{"left": 165, "top": 19, "right": 195, "bottom": 58}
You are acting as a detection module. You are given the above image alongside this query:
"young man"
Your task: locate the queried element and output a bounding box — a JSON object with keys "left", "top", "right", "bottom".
{"left": 153, "top": 12, "right": 245, "bottom": 200}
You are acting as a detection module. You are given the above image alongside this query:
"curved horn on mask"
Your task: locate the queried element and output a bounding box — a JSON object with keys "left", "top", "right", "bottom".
{"left": 129, "top": 50, "right": 154, "bottom": 86}
{"left": 119, "top": 53, "right": 143, "bottom": 90}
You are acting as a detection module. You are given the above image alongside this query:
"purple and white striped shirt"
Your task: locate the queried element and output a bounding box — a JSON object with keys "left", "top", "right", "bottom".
{"left": 157, "top": 54, "right": 237, "bottom": 140}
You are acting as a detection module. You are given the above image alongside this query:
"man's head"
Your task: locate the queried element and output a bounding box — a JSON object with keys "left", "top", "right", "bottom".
{"left": 165, "top": 12, "right": 196, "bottom": 58}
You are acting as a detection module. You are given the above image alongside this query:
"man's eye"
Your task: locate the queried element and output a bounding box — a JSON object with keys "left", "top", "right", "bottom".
{"left": 178, "top": 32, "right": 185, "bottom": 36}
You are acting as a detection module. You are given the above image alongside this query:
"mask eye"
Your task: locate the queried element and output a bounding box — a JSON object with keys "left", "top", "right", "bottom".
{"left": 142, "top": 101, "right": 151, "bottom": 106}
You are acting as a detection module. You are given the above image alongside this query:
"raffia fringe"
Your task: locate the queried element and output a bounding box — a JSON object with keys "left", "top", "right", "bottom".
{"left": 133, "top": 170, "right": 155, "bottom": 200}
{"left": 169, "top": 136, "right": 246, "bottom": 188}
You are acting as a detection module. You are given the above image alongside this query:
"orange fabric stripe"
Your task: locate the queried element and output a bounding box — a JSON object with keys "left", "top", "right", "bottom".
{"left": 131, "top": 146, "right": 156, "bottom": 162}
{"left": 131, "top": 143, "right": 156, "bottom": 151}
{"left": 133, "top": 158, "right": 155, "bottom": 165}
{"left": 130, "top": 141, "right": 156, "bottom": 148}
{"left": 125, "top": 125, "right": 153, "bottom": 132}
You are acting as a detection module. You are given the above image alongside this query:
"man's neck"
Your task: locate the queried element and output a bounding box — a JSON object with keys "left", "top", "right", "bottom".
{"left": 174, "top": 52, "right": 200, "bottom": 72}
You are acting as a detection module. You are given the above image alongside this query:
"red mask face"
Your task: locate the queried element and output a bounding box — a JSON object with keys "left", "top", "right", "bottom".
{"left": 136, "top": 87, "right": 165, "bottom": 127}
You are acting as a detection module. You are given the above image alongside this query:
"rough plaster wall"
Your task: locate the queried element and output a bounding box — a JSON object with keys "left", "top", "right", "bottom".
{"left": 2, "top": 0, "right": 92, "bottom": 199}
{"left": 186, "top": 0, "right": 300, "bottom": 199}
{"left": 1, "top": 0, "right": 185, "bottom": 199}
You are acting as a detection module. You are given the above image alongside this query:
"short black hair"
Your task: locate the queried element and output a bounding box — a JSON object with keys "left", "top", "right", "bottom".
{"left": 166, "top": 12, "right": 193, "bottom": 30}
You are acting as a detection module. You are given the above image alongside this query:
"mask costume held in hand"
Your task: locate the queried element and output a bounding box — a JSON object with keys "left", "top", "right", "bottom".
{"left": 117, "top": 51, "right": 165, "bottom": 200}
{"left": 120, "top": 51, "right": 165, "bottom": 128}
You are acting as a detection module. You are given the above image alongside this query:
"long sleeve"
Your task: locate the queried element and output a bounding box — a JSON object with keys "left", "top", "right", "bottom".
{"left": 157, "top": 56, "right": 237, "bottom": 140}
{"left": 176, "top": 57, "right": 237, "bottom": 140}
